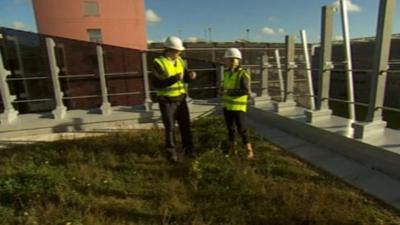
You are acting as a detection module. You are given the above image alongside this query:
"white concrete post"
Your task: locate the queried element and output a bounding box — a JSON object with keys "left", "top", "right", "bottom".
{"left": 273, "top": 36, "right": 297, "bottom": 113}
{"left": 304, "top": 5, "right": 334, "bottom": 123}
{"left": 46, "top": 37, "right": 67, "bottom": 120}
{"left": 253, "top": 54, "right": 271, "bottom": 107}
{"left": 96, "top": 45, "right": 111, "bottom": 115}
{"left": 352, "top": 0, "right": 396, "bottom": 139}
{"left": 141, "top": 52, "right": 152, "bottom": 111}
{"left": 217, "top": 64, "right": 225, "bottom": 105}
{"left": 0, "top": 49, "right": 19, "bottom": 124}
{"left": 184, "top": 59, "right": 193, "bottom": 104}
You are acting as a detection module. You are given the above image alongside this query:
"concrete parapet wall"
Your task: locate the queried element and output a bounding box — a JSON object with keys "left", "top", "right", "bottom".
{"left": 248, "top": 106, "right": 400, "bottom": 180}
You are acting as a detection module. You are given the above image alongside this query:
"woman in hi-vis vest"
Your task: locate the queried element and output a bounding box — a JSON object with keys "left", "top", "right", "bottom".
{"left": 220, "top": 48, "right": 254, "bottom": 159}
{"left": 151, "top": 36, "right": 197, "bottom": 162}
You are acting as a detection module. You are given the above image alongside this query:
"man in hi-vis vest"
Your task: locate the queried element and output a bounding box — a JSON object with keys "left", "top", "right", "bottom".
{"left": 220, "top": 48, "right": 254, "bottom": 159}
{"left": 151, "top": 36, "right": 197, "bottom": 162}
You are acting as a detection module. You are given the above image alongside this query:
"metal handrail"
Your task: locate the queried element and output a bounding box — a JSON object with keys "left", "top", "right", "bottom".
{"left": 63, "top": 95, "right": 100, "bottom": 100}
{"left": 59, "top": 74, "right": 96, "bottom": 79}
{"left": 14, "top": 98, "right": 53, "bottom": 103}
{"left": 105, "top": 71, "right": 139, "bottom": 76}
{"left": 7, "top": 76, "right": 48, "bottom": 81}
{"left": 108, "top": 91, "right": 142, "bottom": 96}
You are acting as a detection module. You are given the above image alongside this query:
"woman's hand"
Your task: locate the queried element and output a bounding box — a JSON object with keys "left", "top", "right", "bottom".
{"left": 218, "top": 88, "right": 226, "bottom": 96}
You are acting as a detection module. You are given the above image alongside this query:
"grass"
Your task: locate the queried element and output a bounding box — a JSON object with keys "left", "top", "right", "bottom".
{"left": 0, "top": 114, "right": 399, "bottom": 225}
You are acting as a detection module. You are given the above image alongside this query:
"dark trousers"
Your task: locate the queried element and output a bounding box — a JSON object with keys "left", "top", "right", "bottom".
{"left": 223, "top": 108, "right": 249, "bottom": 145}
{"left": 159, "top": 99, "right": 193, "bottom": 153}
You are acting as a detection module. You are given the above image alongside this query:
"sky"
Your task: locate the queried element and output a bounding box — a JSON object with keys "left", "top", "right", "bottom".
{"left": 0, "top": 0, "right": 399, "bottom": 43}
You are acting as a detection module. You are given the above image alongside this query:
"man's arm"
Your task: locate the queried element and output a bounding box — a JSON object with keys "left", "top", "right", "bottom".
{"left": 151, "top": 62, "right": 181, "bottom": 88}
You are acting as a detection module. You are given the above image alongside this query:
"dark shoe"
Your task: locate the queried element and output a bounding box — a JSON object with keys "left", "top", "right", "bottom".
{"left": 166, "top": 148, "right": 178, "bottom": 162}
{"left": 184, "top": 148, "right": 197, "bottom": 158}
{"left": 184, "top": 151, "right": 197, "bottom": 159}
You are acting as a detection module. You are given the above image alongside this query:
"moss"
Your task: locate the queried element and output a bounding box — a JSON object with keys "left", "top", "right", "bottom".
{"left": 0, "top": 115, "right": 398, "bottom": 225}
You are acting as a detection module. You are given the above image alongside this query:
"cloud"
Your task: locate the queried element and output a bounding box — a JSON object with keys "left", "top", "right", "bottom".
{"left": 333, "top": 0, "right": 362, "bottom": 12}
{"left": 261, "top": 27, "right": 276, "bottom": 35}
{"left": 334, "top": 36, "right": 344, "bottom": 41}
{"left": 12, "top": 21, "right": 30, "bottom": 31}
{"left": 146, "top": 9, "right": 162, "bottom": 24}
{"left": 278, "top": 28, "right": 285, "bottom": 34}
{"left": 185, "top": 37, "right": 205, "bottom": 43}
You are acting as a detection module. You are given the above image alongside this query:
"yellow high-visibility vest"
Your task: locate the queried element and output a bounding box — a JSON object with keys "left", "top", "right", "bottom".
{"left": 154, "top": 56, "right": 186, "bottom": 97}
{"left": 222, "top": 68, "right": 250, "bottom": 112}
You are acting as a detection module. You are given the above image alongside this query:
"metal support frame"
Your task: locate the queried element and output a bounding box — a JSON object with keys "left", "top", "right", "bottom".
{"left": 300, "top": 30, "right": 315, "bottom": 110}
{"left": 273, "top": 35, "right": 297, "bottom": 113}
{"left": 141, "top": 52, "right": 152, "bottom": 111}
{"left": 46, "top": 37, "right": 67, "bottom": 120}
{"left": 0, "top": 49, "right": 19, "bottom": 124}
{"left": 352, "top": 0, "right": 396, "bottom": 139}
{"left": 340, "top": 0, "right": 356, "bottom": 120}
{"left": 96, "top": 45, "right": 111, "bottom": 115}
{"left": 305, "top": 5, "right": 334, "bottom": 123}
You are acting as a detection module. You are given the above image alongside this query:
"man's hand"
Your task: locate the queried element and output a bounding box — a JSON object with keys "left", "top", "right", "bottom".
{"left": 188, "top": 71, "right": 197, "bottom": 80}
{"left": 177, "top": 73, "right": 184, "bottom": 80}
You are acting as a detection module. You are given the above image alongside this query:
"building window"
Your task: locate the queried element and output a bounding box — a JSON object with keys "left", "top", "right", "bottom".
{"left": 84, "top": 1, "right": 99, "bottom": 16}
{"left": 87, "top": 29, "right": 102, "bottom": 43}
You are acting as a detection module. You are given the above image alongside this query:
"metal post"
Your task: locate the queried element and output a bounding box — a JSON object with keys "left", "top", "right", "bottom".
{"left": 352, "top": 0, "right": 396, "bottom": 139}
{"left": 96, "top": 45, "right": 111, "bottom": 115}
{"left": 340, "top": 0, "right": 355, "bottom": 120}
{"left": 141, "top": 52, "right": 152, "bottom": 111}
{"left": 0, "top": 49, "right": 19, "bottom": 124}
{"left": 304, "top": 5, "right": 334, "bottom": 123}
{"left": 275, "top": 49, "right": 285, "bottom": 101}
{"left": 46, "top": 37, "right": 67, "bottom": 120}
{"left": 272, "top": 36, "right": 297, "bottom": 113}
{"left": 300, "top": 30, "right": 316, "bottom": 110}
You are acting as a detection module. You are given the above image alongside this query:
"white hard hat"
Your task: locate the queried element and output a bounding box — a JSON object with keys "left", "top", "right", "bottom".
{"left": 224, "top": 48, "right": 242, "bottom": 59}
{"left": 164, "top": 36, "right": 185, "bottom": 51}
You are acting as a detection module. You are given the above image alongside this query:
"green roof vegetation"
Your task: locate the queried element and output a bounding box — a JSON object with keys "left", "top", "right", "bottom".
{"left": 0, "top": 115, "right": 399, "bottom": 225}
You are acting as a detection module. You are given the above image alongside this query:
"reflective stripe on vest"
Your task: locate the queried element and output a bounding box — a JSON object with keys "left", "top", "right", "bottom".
{"left": 222, "top": 68, "right": 249, "bottom": 112}
{"left": 154, "top": 56, "right": 186, "bottom": 97}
